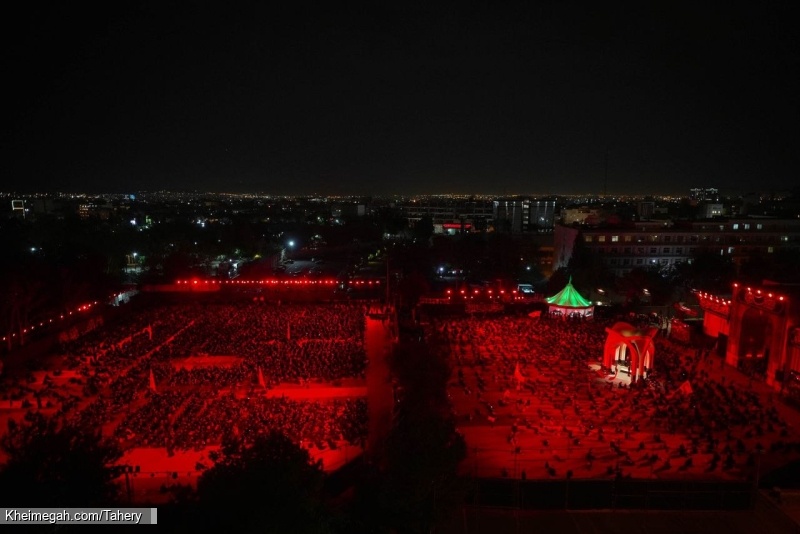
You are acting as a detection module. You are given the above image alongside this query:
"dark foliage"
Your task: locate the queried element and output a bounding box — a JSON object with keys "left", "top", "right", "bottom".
{"left": 195, "top": 431, "right": 331, "bottom": 533}
{"left": 0, "top": 412, "right": 121, "bottom": 506}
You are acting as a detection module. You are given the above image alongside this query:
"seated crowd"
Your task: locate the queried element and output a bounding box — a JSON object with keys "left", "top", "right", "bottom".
{"left": 3, "top": 302, "right": 369, "bottom": 456}
{"left": 433, "top": 313, "right": 800, "bottom": 480}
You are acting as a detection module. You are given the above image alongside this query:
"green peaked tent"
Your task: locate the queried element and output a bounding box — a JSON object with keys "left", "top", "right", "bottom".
{"left": 546, "top": 277, "right": 594, "bottom": 318}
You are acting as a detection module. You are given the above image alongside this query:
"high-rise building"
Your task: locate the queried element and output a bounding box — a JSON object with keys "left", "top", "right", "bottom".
{"left": 689, "top": 187, "right": 720, "bottom": 202}
{"left": 400, "top": 197, "right": 493, "bottom": 234}
{"left": 493, "top": 198, "right": 556, "bottom": 233}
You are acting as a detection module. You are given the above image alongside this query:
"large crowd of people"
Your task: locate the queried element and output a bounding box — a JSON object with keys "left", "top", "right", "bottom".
{"left": 5, "top": 296, "right": 799, "bottom": 483}
{"left": 115, "top": 392, "right": 366, "bottom": 451}
{"left": 2, "top": 302, "right": 370, "bottom": 455}
{"left": 433, "top": 313, "right": 800, "bottom": 480}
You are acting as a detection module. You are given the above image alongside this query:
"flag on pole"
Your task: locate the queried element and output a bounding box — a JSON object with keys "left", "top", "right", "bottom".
{"left": 258, "top": 367, "right": 266, "bottom": 388}
{"left": 676, "top": 380, "right": 693, "bottom": 396}
{"left": 286, "top": 322, "right": 291, "bottom": 341}
{"left": 514, "top": 363, "right": 525, "bottom": 384}
{"left": 149, "top": 368, "right": 157, "bottom": 393}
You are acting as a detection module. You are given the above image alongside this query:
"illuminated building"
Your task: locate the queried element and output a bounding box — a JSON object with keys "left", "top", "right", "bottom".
{"left": 554, "top": 218, "right": 800, "bottom": 278}
{"left": 400, "top": 198, "right": 493, "bottom": 234}
{"left": 492, "top": 198, "right": 556, "bottom": 233}
{"left": 698, "top": 284, "right": 800, "bottom": 395}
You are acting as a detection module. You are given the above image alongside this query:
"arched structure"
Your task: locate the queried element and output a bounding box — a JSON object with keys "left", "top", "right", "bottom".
{"left": 546, "top": 277, "right": 594, "bottom": 318}
{"left": 725, "top": 285, "right": 797, "bottom": 386}
{"left": 603, "top": 322, "right": 658, "bottom": 382}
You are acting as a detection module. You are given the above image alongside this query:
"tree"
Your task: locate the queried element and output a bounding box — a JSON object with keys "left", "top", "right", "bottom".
{"left": 397, "top": 271, "right": 430, "bottom": 310}
{"left": 616, "top": 267, "right": 672, "bottom": 306}
{"left": 412, "top": 216, "right": 434, "bottom": 243}
{"left": 547, "top": 267, "right": 570, "bottom": 295}
{"left": 566, "top": 232, "right": 614, "bottom": 294}
{"left": 672, "top": 250, "right": 736, "bottom": 293}
{"left": 0, "top": 413, "right": 121, "bottom": 506}
{"left": 195, "top": 431, "right": 330, "bottom": 533}
{"left": 358, "top": 339, "right": 466, "bottom": 533}
{"left": 0, "top": 266, "right": 49, "bottom": 349}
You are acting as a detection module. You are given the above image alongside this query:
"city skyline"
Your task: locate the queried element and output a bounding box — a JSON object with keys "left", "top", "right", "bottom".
{"left": 4, "top": 3, "right": 798, "bottom": 195}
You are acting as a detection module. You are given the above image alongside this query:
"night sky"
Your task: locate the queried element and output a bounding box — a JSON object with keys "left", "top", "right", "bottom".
{"left": 3, "top": 2, "right": 798, "bottom": 195}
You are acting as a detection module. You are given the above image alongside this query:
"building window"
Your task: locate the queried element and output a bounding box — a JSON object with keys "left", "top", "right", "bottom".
{"left": 756, "top": 224, "right": 763, "bottom": 230}
{"left": 611, "top": 235, "right": 619, "bottom": 242}
{"left": 636, "top": 259, "right": 644, "bottom": 265}
{"left": 598, "top": 236, "right": 606, "bottom": 242}
{"left": 733, "top": 223, "right": 739, "bottom": 230}
{"left": 768, "top": 247, "right": 774, "bottom": 253}
{"left": 624, "top": 247, "right": 631, "bottom": 254}
{"left": 624, "top": 235, "right": 632, "bottom": 242}
{"left": 676, "top": 247, "right": 683, "bottom": 254}
{"left": 664, "top": 236, "right": 671, "bottom": 242}
{"left": 744, "top": 224, "right": 750, "bottom": 230}
{"left": 650, "top": 247, "right": 657, "bottom": 254}
{"left": 728, "top": 247, "right": 735, "bottom": 254}
{"left": 781, "top": 236, "right": 789, "bottom": 242}
{"left": 611, "top": 247, "right": 618, "bottom": 254}
{"left": 663, "top": 247, "right": 670, "bottom": 253}
{"left": 584, "top": 235, "right": 592, "bottom": 242}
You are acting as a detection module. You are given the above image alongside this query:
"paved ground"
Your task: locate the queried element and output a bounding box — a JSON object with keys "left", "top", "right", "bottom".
{"left": 444, "top": 320, "right": 800, "bottom": 482}
{"left": 441, "top": 493, "right": 800, "bottom": 534}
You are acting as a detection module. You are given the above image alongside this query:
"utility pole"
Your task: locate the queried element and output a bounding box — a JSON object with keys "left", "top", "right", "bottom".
{"left": 385, "top": 254, "right": 390, "bottom": 304}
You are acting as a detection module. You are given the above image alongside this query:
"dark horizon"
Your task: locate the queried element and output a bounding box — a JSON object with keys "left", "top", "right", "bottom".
{"left": 4, "top": 3, "right": 798, "bottom": 196}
